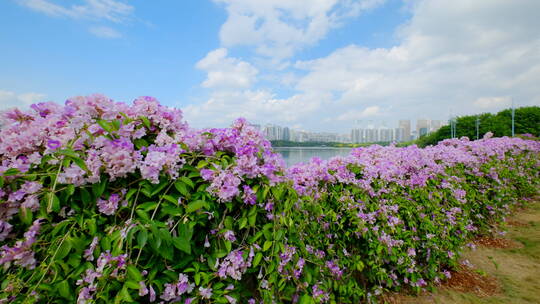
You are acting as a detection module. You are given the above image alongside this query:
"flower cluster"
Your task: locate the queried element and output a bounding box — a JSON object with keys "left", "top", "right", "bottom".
{"left": 0, "top": 219, "right": 42, "bottom": 269}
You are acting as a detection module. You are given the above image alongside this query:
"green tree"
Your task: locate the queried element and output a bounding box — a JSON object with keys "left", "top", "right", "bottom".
{"left": 417, "top": 106, "right": 540, "bottom": 147}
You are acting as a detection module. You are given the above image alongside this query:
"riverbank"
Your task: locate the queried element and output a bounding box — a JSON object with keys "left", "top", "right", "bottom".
{"left": 385, "top": 198, "right": 540, "bottom": 304}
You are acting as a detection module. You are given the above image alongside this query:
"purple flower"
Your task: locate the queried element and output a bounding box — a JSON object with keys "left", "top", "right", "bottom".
{"left": 149, "top": 285, "right": 156, "bottom": 302}
{"left": 0, "top": 220, "right": 13, "bottom": 242}
{"left": 242, "top": 185, "right": 257, "bottom": 205}
{"left": 225, "top": 295, "right": 237, "bottom": 304}
{"left": 443, "top": 270, "right": 451, "bottom": 279}
{"left": 223, "top": 230, "right": 236, "bottom": 242}
{"left": 217, "top": 249, "right": 250, "bottom": 280}
{"left": 200, "top": 169, "right": 214, "bottom": 181}
{"left": 97, "top": 194, "right": 122, "bottom": 215}
{"left": 0, "top": 219, "right": 42, "bottom": 269}
{"left": 139, "top": 281, "right": 149, "bottom": 296}
{"left": 325, "top": 260, "right": 343, "bottom": 278}
{"left": 199, "top": 287, "right": 212, "bottom": 299}
{"left": 83, "top": 237, "right": 99, "bottom": 261}
{"left": 160, "top": 273, "right": 194, "bottom": 301}
{"left": 47, "top": 139, "right": 61, "bottom": 150}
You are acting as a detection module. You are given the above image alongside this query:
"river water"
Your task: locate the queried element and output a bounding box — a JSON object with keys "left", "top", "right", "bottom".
{"left": 273, "top": 147, "right": 354, "bottom": 167}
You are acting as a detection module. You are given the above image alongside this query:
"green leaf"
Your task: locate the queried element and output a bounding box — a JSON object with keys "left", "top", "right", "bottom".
{"left": 178, "top": 223, "right": 194, "bottom": 241}
{"left": 253, "top": 252, "right": 263, "bottom": 267}
{"left": 173, "top": 237, "right": 191, "bottom": 255}
{"left": 86, "top": 218, "right": 97, "bottom": 235}
{"left": 126, "top": 188, "right": 138, "bottom": 201}
{"left": 149, "top": 234, "right": 162, "bottom": 250}
{"left": 160, "top": 243, "right": 174, "bottom": 260}
{"left": 248, "top": 212, "right": 257, "bottom": 227}
{"left": 80, "top": 188, "right": 92, "bottom": 204}
{"left": 174, "top": 223, "right": 193, "bottom": 254}
{"left": 140, "top": 116, "right": 151, "bottom": 129}
{"left": 137, "top": 201, "right": 158, "bottom": 211}
{"left": 92, "top": 180, "right": 107, "bottom": 199}
{"left": 66, "top": 184, "right": 76, "bottom": 197}
{"left": 51, "top": 220, "right": 71, "bottom": 236}
{"left": 56, "top": 280, "right": 71, "bottom": 299}
{"left": 70, "top": 156, "right": 88, "bottom": 172}
{"left": 174, "top": 181, "right": 189, "bottom": 197}
{"left": 117, "top": 286, "right": 133, "bottom": 303}
{"left": 163, "top": 194, "right": 179, "bottom": 205}
{"left": 127, "top": 265, "right": 143, "bottom": 281}
{"left": 97, "top": 120, "right": 113, "bottom": 133}
{"left": 125, "top": 280, "right": 140, "bottom": 289}
{"left": 238, "top": 217, "right": 248, "bottom": 230}
{"left": 111, "top": 119, "right": 121, "bottom": 131}
{"left": 56, "top": 149, "right": 78, "bottom": 158}
{"left": 299, "top": 294, "right": 314, "bottom": 304}
{"left": 263, "top": 240, "right": 272, "bottom": 252}
{"left": 55, "top": 238, "right": 73, "bottom": 260}
{"left": 275, "top": 229, "right": 284, "bottom": 241}
{"left": 137, "top": 229, "right": 148, "bottom": 248}
{"left": 46, "top": 192, "right": 60, "bottom": 213}
{"left": 180, "top": 176, "right": 195, "bottom": 189}
{"left": 186, "top": 200, "right": 208, "bottom": 213}
{"left": 151, "top": 180, "right": 169, "bottom": 197}
{"left": 19, "top": 207, "right": 33, "bottom": 225}
{"left": 2, "top": 168, "right": 20, "bottom": 176}
{"left": 136, "top": 209, "right": 150, "bottom": 221}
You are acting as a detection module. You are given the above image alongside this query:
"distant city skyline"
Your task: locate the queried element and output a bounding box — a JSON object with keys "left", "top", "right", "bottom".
{"left": 260, "top": 118, "right": 445, "bottom": 143}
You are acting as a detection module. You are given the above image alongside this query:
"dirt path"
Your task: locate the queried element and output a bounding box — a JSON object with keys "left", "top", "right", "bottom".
{"left": 387, "top": 200, "right": 540, "bottom": 304}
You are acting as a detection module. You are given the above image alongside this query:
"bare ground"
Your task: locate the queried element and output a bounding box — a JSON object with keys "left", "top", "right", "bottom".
{"left": 384, "top": 199, "right": 540, "bottom": 304}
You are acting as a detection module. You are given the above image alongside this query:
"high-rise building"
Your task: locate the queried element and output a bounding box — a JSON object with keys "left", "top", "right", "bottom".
{"left": 379, "top": 128, "right": 393, "bottom": 142}
{"left": 282, "top": 127, "right": 290, "bottom": 141}
{"left": 399, "top": 120, "right": 411, "bottom": 141}
{"left": 394, "top": 127, "right": 405, "bottom": 142}
{"left": 430, "top": 120, "right": 442, "bottom": 132}
{"left": 263, "top": 124, "right": 283, "bottom": 140}
{"left": 416, "top": 119, "right": 429, "bottom": 138}
{"left": 365, "top": 128, "right": 378, "bottom": 142}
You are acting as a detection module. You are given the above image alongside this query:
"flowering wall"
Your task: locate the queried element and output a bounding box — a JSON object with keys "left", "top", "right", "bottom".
{"left": 0, "top": 95, "right": 538, "bottom": 303}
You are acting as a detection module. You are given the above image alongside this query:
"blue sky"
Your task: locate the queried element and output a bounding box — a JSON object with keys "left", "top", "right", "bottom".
{"left": 1, "top": 0, "right": 539, "bottom": 132}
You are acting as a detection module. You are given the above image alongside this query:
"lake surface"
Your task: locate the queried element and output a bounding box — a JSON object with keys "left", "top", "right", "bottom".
{"left": 273, "top": 147, "right": 353, "bottom": 167}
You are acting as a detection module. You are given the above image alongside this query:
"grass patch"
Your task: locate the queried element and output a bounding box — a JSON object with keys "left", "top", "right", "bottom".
{"left": 385, "top": 200, "right": 540, "bottom": 304}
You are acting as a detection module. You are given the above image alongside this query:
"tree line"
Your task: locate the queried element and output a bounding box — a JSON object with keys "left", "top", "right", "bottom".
{"left": 416, "top": 106, "right": 540, "bottom": 147}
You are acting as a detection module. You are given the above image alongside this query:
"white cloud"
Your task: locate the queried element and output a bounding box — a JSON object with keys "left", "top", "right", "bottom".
{"left": 187, "top": 0, "right": 540, "bottom": 131}
{"left": 18, "top": 0, "right": 134, "bottom": 23}
{"left": 473, "top": 97, "right": 511, "bottom": 109}
{"left": 196, "top": 48, "right": 258, "bottom": 89}
{"left": 183, "top": 90, "right": 328, "bottom": 129}
{"left": 337, "top": 106, "right": 380, "bottom": 121}
{"left": 0, "top": 90, "right": 46, "bottom": 110}
{"left": 88, "top": 26, "right": 122, "bottom": 38}
{"left": 287, "top": 0, "right": 540, "bottom": 123}
{"left": 215, "top": 0, "right": 386, "bottom": 59}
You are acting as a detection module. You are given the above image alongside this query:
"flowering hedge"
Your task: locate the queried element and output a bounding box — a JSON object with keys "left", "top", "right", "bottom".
{"left": 0, "top": 95, "right": 538, "bottom": 303}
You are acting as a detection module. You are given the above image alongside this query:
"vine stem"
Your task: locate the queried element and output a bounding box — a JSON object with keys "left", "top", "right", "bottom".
{"left": 46, "top": 162, "right": 63, "bottom": 213}
{"left": 25, "top": 222, "right": 76, "bottom": 301}
{"left": 135, "top": 183, "right": 174, "bottom": 265}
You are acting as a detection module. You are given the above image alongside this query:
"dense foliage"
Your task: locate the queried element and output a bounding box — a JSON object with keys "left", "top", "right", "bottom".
{"left": 417, "top": 106, "right": 540, "bottom": 147}
{"left": 0, "top": 95, "right": 539, "bottom": 304}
